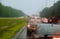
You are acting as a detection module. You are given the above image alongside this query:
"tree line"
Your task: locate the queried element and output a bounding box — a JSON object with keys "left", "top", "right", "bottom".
{"left": 40, "top": 0, "right": 60, "bottom": 19}
{"left": 0, "top": 3, "right": 26, "bottom": 17}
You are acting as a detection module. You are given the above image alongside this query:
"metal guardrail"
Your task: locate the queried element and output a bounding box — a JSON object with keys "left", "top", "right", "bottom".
{"left": 12, "top": 26, "right": 26, "bottom": 39}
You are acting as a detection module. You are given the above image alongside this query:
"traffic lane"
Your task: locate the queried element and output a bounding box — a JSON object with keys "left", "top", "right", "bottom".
{"left": 37, "top": 23, "right": 60, "bottom": 37}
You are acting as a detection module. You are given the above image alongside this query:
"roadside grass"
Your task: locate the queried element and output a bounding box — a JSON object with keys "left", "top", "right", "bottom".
{"left": 0, "top": 18, "right": 28, "bottom": 39}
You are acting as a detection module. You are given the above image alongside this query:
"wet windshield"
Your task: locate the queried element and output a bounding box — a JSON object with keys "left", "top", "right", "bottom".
{"left": 0, "top": 0, "right": 60, "bottom": 39}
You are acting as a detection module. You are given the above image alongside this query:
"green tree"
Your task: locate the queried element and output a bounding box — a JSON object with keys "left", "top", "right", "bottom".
{"left": 40, "top": 0, "right": 60, "bottom": 19}
{"left": 0, "top": 3, "right": 26, "bottom": 17}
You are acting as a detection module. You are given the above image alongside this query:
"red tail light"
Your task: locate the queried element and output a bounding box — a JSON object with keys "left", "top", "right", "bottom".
{"left": 27, "top": 24, "right": 31, "bottom": 28}
{"left": 49, "top": 19, "right": 53, "bottom": 23}
{"left": 38, "top": 20, "right": 41, "bottom": 23}
{"left": 57, "top": 20, "right": 60, "bottom": 23}
{"left": 34, "top": 28, "right": 37, "bottom": 31}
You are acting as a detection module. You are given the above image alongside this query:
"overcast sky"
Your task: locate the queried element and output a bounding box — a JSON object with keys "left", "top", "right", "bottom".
{"left": 1, "top": 0, "right": 58, "bottom": 16}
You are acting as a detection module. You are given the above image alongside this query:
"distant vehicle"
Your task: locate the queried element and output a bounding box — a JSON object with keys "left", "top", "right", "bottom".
{"left": 27, "top": 16, "right": 31, "bottom": 19}
{"left": 48, "top": 16, "right": 60, "bottom": 24}
{"left": 41, "top": 17, "right": 48, "bottom": 23}
{"left": 29, "top": 16, "right": 41, "bottom": 24}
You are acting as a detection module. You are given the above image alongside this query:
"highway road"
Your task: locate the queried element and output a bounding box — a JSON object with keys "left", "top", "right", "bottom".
{"left": 12, "top": 23, "right": 60, "bottom": 39}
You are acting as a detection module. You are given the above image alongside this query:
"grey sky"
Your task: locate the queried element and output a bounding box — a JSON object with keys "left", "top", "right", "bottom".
{"left": 1, "top": 0, "right": 58, "bottom": 16}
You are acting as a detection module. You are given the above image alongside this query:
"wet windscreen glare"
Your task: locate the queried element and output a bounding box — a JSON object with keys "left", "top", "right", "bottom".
{"left": 0, "top": 0, "right": 60, "bottom": 39}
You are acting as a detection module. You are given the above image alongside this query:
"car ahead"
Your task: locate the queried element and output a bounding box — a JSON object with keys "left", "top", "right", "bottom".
{"left": 26, "top": 23, "right": 37, "bottom": 36}
{"left": 26, "top": 16, "right": 41, "bottom": 36}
